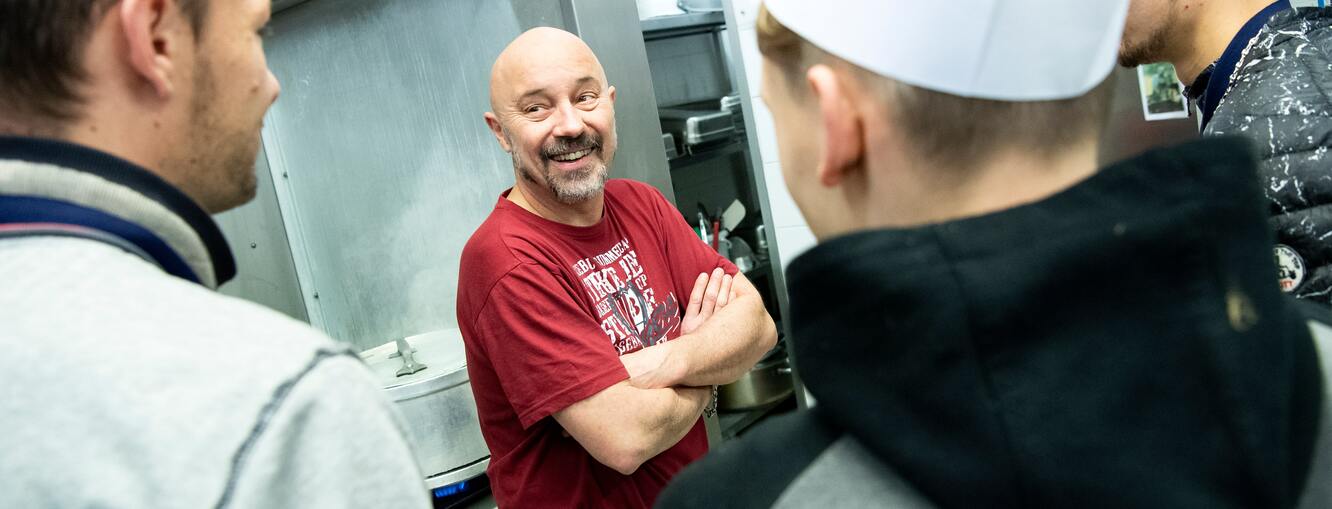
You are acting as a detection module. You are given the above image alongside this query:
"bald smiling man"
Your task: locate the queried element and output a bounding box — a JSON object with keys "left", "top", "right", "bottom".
{"left": 455, "top": 28, "right": 776, "bottom": 508}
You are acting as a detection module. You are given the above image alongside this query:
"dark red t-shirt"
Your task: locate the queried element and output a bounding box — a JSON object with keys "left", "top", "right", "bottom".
{"left": 456, "top": 179, "right": 735, "bottom": 508}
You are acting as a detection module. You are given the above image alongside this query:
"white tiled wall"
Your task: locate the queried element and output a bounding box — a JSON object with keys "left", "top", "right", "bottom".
{"left": 732, "top": 0, "right": 760, "bottom": 26}
{"left": 725, "top": 0, "right": 816, "bottom": 271}
{"left": 762, "top": 161, "right": 802, "bottom": 228}
{"left": 751, "top": 102, "right": 781, "bottom": 165}
{"left": 736, "top": 27, "right": 764, "bottom": 100}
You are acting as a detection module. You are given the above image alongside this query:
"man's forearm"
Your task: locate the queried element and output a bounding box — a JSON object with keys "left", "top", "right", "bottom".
{"left": 634, "top": 385, "right": 710, "bottom": 461}
{"left": 671, "top": 290, "right": 777, "bottom": 387}
{"left": 555, "top": 381, "right": 710, "bottom": 475}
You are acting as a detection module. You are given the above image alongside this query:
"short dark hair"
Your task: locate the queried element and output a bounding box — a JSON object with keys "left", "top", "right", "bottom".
{"left": 757, "top": 5, "right": 1114, "bottom": 170}
{"left": 0, "top": 0, "right": 210, "bottom": 128}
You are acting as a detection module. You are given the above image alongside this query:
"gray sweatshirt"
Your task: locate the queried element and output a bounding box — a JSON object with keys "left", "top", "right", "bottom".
{"left": 0, "top": 144, "right": 431, "bottom": 508}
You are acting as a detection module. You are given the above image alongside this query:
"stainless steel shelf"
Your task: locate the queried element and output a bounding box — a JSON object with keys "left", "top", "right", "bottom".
{"left": 641, "top": 11, "right": 725, "bottom": 35}
{"left": 666, "top": 138, "right": 745, "bottom": 168}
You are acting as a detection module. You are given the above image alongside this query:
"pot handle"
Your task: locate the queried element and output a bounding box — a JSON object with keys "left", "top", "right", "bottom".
{"left": 394, "top": 337, "right": 428, "bottom": 377}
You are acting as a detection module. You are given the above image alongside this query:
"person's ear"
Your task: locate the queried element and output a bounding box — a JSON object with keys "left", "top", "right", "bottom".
{"left": 806, "top": 64, "right": 865, "bottom": 188}
{"left": 119, "top": 0, "right": 185, "bottom": 99}
{"left": 483, "top": 112, "right": 512, "bottom": 152}
{"left": 607, "top": 85, "right": 616, "bottom": 104}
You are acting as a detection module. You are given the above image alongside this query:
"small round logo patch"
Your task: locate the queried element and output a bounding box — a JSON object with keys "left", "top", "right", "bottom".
{"left": 1274, "top": 244, "right": 1305, "bottom": 292}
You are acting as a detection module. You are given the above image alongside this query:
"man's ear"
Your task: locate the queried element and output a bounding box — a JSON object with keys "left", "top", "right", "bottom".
{"left": 119, "top": 0, "right": 184, "bottom": 99}
{"left": 483, "top": 112, "right": 512, "bottom": 152}
{"left": 806, "top": 64, "right": 865, "bottom": 188}
{"left": 607, "top": 85, "right": 616, "bottom": 104}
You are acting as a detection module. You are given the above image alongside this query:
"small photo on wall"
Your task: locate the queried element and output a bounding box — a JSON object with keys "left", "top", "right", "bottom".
{"left": 1138, "top": 62, "right": 1191, "bottom": 121}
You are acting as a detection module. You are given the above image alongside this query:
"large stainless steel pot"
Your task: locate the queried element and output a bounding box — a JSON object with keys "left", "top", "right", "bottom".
{"left": 361, "top": 329, "right": 489, "bottom": 489}
{"left": 718, "top": 345, "right": 794, "bottom": 411}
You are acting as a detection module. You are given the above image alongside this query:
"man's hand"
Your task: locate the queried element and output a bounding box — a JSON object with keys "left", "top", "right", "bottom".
{"left": 680, "top": 268, "right": 735, "bottom": 335}
{"left": 621, "top": 341, "right": 681, "bottom": 389}
{"left": 653, "top": 269, "right": 777, "bottom": 388}
{"left": 621, "top": 340, "right": 673, "bottom": 379}
{"left": 621, "top": 268, "right": 734, "bottom": 389}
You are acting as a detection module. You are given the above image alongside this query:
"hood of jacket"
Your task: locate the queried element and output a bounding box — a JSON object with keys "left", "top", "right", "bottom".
{"left": 786, "top": 138, "right": 1323, "bottom": 508}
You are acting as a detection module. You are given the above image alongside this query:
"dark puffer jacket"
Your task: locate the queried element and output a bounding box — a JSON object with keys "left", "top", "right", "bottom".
{"left": 1208, "top": 8, "right": 1332, "bottom": 304}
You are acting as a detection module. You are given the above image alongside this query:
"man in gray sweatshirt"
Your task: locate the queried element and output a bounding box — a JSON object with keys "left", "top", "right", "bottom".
{"left": 0, "top": 0, "right": 431, "bottom": 507}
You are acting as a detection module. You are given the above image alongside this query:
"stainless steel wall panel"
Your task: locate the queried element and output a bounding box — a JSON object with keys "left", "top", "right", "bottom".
{"left": 644, "top": 31, "right": 732, "bottom": 108}
{"left": 216, "top": 143, "right": 309, "bottom": 322}
{"left": 260, "top": 0, "right": 568, "bottom": 350}
{"left": 272, "top": 0, "right": 310, "bottom": 13}
{"left": 257, "top": 0, "right": 671, "bottom": 351}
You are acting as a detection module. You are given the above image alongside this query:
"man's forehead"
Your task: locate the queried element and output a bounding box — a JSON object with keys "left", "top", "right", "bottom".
{"left": 491, "top": 28, "right": 606, "bottom": 104}
{"left": 508, "top": 68, "right": 603, "bottom": 98}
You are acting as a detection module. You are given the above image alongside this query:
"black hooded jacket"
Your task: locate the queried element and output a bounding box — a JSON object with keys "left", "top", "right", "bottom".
{"left": 657, "top": 139, "right": 1331, "bottom": 508}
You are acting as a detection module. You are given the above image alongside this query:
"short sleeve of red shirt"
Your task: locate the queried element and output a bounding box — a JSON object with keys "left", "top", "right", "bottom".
{"left": 472, "top": 262, "right": 629, "bottom": 429}
{"left": 636, "top": 184, "right": 738, "bottom": 282}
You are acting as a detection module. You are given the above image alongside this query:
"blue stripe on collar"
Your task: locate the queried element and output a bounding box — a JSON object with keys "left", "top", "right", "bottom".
{"left": 0, "top": 195, "right": 200, "bottom": 284}
{"left": 0, "top": 136, "right": 236, "bottom": 285}
{"left": 1199, "top": 0, "right": 1290, "bottom": 131}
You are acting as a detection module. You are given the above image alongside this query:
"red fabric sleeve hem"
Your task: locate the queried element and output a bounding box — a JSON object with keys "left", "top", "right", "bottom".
{"left": 516, "top": 363, "right": 631, "bottom": 429}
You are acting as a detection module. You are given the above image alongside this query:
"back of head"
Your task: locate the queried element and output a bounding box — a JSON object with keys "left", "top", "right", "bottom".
{"left": 758, "top": 0, "right": 1125, "bottom": 170}
{"left": 0, "top": 0, "right": 209, "bottom": 136}
{"left": 0, "top": 0, "right": 282, "bottom": 214}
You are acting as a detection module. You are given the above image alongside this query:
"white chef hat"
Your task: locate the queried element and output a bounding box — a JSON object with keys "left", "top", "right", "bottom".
{"left": 762, "top": 0, "right": 1130, "bottom": 102}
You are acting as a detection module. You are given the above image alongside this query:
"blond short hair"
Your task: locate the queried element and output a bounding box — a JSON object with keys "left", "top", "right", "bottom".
{"left": 756, "top": 5, "right": 1114, "bottom": 169}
